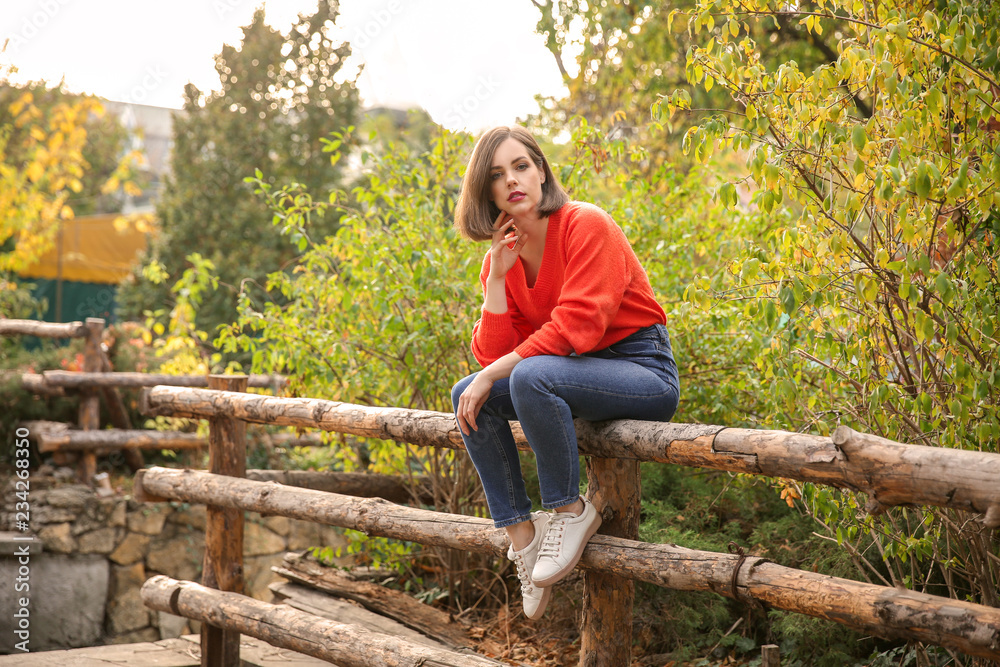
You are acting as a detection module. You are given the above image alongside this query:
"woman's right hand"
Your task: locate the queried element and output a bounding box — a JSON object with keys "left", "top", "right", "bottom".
{"left": 487, "top": 211, "right": 526, "bottom": 281}
{"left": 456, "top": 372, "right": 495, "bottom": 436}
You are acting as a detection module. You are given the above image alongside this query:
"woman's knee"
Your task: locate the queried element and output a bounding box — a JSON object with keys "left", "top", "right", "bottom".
{"left": 509, "top": 356, "right": 553, "bottom": 400}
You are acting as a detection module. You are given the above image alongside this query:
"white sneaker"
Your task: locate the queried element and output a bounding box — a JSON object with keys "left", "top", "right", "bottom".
{"left": 507, "top": 512, "right": 552, "bottom": 620}
{"left": 531, "top": 496, "right": 601, "bottom": 588}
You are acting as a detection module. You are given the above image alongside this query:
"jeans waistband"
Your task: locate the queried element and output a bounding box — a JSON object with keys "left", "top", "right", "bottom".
{"left": 619, "top": 324, "right": 665, "bottom": 343}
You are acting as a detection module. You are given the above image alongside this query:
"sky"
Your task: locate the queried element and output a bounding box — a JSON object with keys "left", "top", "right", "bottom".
{"left": 0, "top": 0, "right": 570, "bottom": 132}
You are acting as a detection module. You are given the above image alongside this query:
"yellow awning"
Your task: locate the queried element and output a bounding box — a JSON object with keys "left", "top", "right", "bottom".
{"left": 18, "top": 214, "right": 150, "bottom": 284}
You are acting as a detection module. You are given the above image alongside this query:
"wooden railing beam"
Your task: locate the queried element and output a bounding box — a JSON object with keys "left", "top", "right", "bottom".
{"left": 140, "top": 386, "right": 1000, "bottom": 522}
{"left": 134, "top": 467, "right": 1000, "bottom": 661}
{"left": 41, "top": 370, "right": 285, "bottom": 389}
{"left": 0, "top": 319, "right": 87, "bottom": 338}
{"left": 142, "top": 575, "right": 504, "bottom": 667}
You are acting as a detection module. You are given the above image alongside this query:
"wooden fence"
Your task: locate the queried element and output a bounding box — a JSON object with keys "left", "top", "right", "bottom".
{"left": 132, "top": 377, "right": 1000, "bottom": 666}
{"left": 2, "top": 317, "right": 283, "bottom": 484}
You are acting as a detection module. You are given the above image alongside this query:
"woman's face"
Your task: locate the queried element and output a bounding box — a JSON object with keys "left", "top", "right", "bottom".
{"left": 489, "top": 137, "right": 546, "bottom": 219}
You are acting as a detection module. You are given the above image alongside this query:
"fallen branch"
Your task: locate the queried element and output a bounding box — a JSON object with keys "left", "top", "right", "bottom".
{"left": 273, "top": 552, "right": 472, "bottom": 650}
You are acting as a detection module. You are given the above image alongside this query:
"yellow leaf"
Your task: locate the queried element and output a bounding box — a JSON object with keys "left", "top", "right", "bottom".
{"left": 60, "top": 205, "right": 74, "bottom": 220}
{"left": 25, "top": 162, "right": 44, "bottom": 183}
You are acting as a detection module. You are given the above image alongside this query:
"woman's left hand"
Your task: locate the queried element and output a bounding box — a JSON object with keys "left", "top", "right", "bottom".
{"left": 456, "top": 373, "right": 495, "bottom": 436}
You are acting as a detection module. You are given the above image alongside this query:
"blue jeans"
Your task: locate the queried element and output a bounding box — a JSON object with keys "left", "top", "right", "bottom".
{"left": 451, "top": 324, "right": 680, "bottom": 528}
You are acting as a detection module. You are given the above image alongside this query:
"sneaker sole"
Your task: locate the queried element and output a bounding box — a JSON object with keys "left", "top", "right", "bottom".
{"left": 531, "top": 519, "right": 602, "bottom": 588}
{"left": 524, "top": 585, "right": 552, "bottom": 621}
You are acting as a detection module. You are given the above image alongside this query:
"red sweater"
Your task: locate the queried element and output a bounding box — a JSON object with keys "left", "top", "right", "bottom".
{"left": 471, "top": 201, "right": 666, "bottom": 367}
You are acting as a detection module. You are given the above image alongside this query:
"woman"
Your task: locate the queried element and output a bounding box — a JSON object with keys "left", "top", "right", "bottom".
{"left": 451, "top": 126, "right": 679, "bottom": 620}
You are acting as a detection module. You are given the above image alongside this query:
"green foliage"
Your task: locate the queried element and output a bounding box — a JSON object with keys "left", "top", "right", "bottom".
{"left": 556, "top": 119, "right": 768, "bottom": 427}
{"left": 671, "top": 0, "right": 1000, "bottom": 655}
{"left": 220, "top": 128, "right": 479, "bottom": 415}
{"left": 533, "top": 0, "right": 847, "bottom": 169}
{"left": 119, "top": 0, "right": 360, "bottom": 336}
{"left": 0, "top": 341, "right": 80, "bottom": 466}
{"left": 766, "top": 612, "right": 864, "bottom": 667}
{"left": 0, "top": 275, "right": 44, "bottom": 319}
{"left": 637, "top": 463, "right": 870, "bottom": 664}
{"left": 220, "top": 129, "right": 482, "bottom": 478}
{"left": 217, "top": 127, "right": 495, "bottom": 597}
{"left": 0, "top": 322, "right": 164, "bottom": 468}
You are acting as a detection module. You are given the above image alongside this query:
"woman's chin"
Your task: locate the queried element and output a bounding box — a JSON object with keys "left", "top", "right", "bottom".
{"left": 501, "top": 202, "right": 534, "bottom": 219}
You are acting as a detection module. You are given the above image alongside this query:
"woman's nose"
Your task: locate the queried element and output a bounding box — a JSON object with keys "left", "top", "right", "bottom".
{"left": 506, "top": 172, "right": 518, "bottom": 186}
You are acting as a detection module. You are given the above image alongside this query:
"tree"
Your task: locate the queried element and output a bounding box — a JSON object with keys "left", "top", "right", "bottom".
{"left": 0, "top": 85, "right": 99, "bottom": 276}
{"left": 119, "top": 0, "right": 360, "bottom": 335}
{"left": 0, "top": 81, "right": 132, "bottom": 219}
{"left": 0, "top": 65, "right": 138, "bottom": 318}
{"left": 530, "top": 0, "right": 847, "bottom": 165}
{"left": 675, "top": 0, "right": 1000, "bottom": 657}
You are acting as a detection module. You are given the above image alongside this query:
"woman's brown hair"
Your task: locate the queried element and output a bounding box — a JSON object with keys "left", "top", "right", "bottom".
{"left": 454, "top": 126, "right": 569, "bottom": 241}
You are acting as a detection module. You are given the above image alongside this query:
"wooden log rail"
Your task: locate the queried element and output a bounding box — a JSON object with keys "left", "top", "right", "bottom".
{"left": 246, "top": 470, "right": 434, "bottom": 505}
{"left": 37, "top": 370, "right": 286, "bottom": 389}
{"left": 134, "top": 466, "right": 1000, "bottom": 661}
{"left": 18, "top": 373, "right": 66, "bottom": 397}
{"left": 141, "top": 386, "right": 1000, "bottom": 523}
{"left": 0, "top": 318, "right": 88, "bottom": 338}
{"left": 142, "top": 575, "right": 505, "bottom": 667}
{"left": 35, "top": 428, "right": 206, "bottom": 453}
{"left": 5, "top": 317, "right": 145, "bottom": 477}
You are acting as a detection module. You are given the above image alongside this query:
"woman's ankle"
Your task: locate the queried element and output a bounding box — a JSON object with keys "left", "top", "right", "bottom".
{"left": 506, "top": 519, "right": 536, "bottom": 552}
{"left": 553, "top": 496, "right": 584, "bottom": 516}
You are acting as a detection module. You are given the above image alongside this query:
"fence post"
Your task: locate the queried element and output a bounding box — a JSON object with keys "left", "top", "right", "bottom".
{"left": 98, "top": 347, "right": 144, "bottom": 471}
{"left": 761, "top": 644, "right": 781, "bottom": 666}
{"left": 201, "top": 374, "right": 249, "bottom": 667}
{"left": 581, "top": 457, "right": 640, "bottom": 667}
{"left": 77, "top": 318, "right": 104, "bottom": 484}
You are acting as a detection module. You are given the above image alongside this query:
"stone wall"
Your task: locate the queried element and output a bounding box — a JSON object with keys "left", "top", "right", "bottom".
{"left": 0, "top": 475, "right": 349, "bottom": 653}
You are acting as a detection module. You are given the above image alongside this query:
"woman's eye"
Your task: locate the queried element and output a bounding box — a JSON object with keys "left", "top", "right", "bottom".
{"left": 516, "top": 163, "right": 527, "bottom": 170}
{"left": 491, "top": 172, "right": 501, "bottom": 180}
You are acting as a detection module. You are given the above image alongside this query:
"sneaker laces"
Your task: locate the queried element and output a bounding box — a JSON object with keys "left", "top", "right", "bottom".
{"left": 536, "top": 514, "right": 570, "bottom": 559}
{"left": 511, "top": 550, "right": 535, "bottom": 594}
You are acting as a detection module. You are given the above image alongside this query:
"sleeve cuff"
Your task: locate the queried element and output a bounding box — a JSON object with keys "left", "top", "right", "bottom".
{"left": 477, "top": 309, "right": 513, "bottom": 338}
{"left": 513, "top": 340, "right": 540, "bottom": 358}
